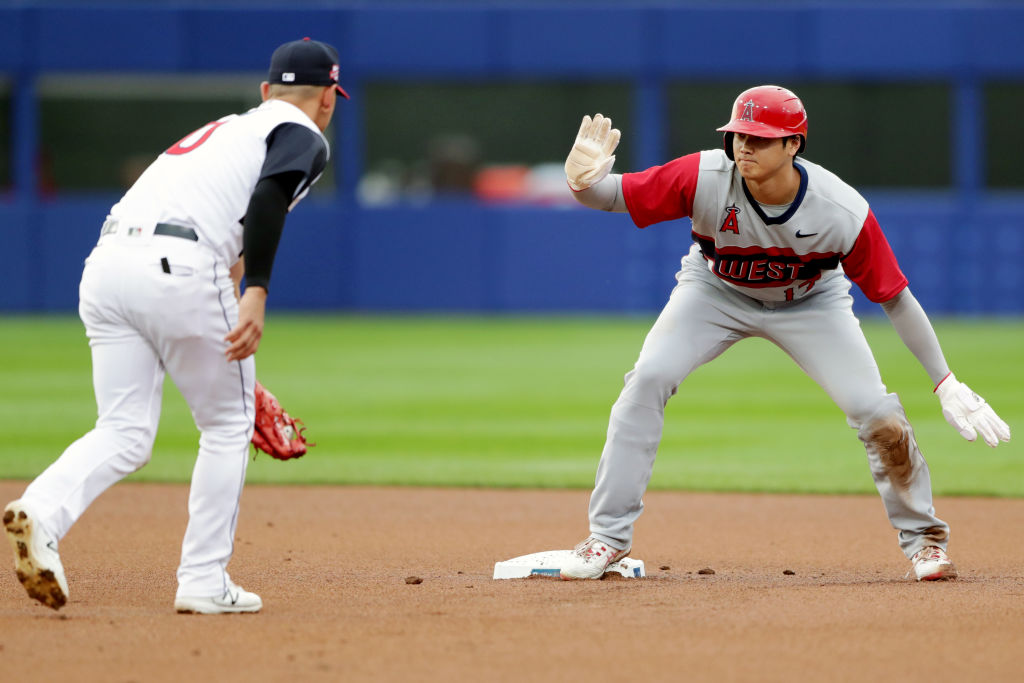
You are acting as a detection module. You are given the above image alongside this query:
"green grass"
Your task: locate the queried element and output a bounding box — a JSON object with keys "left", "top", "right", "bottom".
{"left": 1, "top": 314, "right": 1022, "bottom": 496}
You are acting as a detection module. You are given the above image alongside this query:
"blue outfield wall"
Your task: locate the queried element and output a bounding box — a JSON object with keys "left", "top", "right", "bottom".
{"left": 4, "top": 196, "right": 1023, "bottom": 316}
{"left": 1, "top": 2, "right": 1023, "bottom": 314}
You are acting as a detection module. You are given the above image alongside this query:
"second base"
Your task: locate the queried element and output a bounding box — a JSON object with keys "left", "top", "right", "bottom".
{"left": 493, "top": 550, "right": 645, "bottom": 579}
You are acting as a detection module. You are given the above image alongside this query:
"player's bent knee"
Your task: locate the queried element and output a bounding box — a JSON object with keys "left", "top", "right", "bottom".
{"left": 845, "top": 392, "right": 905, "bottom": 430}
{"left": 854, "top": 398, "right": 921, "bottom": 488}
{"left": 621, "top": 364, "right": 682, "bottom": 406}
{"left": 94, "top": 427, "right": 156, "bottom": 469}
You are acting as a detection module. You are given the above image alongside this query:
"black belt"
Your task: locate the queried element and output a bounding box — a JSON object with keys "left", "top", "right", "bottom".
{"left": 154, "top": 223, "right": 199, "bottom": 242}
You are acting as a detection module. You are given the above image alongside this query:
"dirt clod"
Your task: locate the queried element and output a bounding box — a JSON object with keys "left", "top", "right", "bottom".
{"left": 405, "top": 576, "right": 423, "bottom": 585}
{"left": 698, "top": 568, "right": 715, "bottom": 575}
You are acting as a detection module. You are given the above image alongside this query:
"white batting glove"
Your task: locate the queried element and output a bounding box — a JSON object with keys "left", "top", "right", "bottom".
{"left": 934, "top": 373, "right": 1011, "bottom": 448}
{"left": 565, "top": 113, "right": 621, "bottom": 192}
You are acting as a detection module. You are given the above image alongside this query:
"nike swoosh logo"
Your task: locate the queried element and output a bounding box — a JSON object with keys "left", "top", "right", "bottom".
{"left": 795, "top": 230, "right": 818, "bottom": 238}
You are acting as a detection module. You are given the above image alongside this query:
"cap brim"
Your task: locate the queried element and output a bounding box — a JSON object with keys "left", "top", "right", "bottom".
{"left": 716, "top": 120, "right": 790, "bottom": 138}
{"left": 335, "top": 84, "right": 350, "bottom": 100}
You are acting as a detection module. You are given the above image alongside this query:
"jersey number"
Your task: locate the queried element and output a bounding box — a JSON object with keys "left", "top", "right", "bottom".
{"left": 165, "top": 121, "right": 227, "bottom": 155}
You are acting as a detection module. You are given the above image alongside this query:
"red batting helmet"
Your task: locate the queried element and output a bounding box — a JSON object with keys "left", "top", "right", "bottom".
{"left": 716, "top": 85, "right": 807, "bottom": 160}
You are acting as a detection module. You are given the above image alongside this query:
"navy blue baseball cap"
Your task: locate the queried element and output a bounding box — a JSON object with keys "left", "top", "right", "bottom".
{"left": 268, "top": 37, "right": 350, "bottom": 99}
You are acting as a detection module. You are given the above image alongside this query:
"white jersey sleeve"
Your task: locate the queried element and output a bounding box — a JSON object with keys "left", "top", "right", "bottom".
{"left": 107, "top": 99, "right": 329, "bottom": 267}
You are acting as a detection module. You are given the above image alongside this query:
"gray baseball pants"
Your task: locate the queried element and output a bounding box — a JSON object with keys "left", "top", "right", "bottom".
{"left": 588, "top": 256, "right": 949, "bottom": 559}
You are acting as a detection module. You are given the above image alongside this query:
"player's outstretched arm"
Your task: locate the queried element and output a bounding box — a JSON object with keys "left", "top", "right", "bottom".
{"left": 572, "top": 174, "right": 625, "bottom": 212}
{"left": 882, "top": 288, "right": 1010, "bottom": 447}
{"left": 880, "top": 288, "right": 950, "bottom": 384}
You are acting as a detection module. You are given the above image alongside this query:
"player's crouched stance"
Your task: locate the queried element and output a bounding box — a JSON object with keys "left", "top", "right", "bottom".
{"left": 5, "top": 38, "right": 348, "bottom": 613}
{"left": 558, "top": 86, "right": 1011, "bottom": 582}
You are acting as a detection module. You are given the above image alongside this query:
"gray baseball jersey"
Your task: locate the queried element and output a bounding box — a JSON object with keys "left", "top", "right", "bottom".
{"left": 622, "top": 149, "right": 908, "bottom": 303}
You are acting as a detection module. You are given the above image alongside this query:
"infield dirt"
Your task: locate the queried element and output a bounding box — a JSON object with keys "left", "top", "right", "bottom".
{"left": 1, "top": 481, "right": 1022, "bottom": 682}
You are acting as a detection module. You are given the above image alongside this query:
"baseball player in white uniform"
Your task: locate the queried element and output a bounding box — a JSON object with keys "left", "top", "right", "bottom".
{"left": 558, "top": 85, "right": 1011, "bottom": 581}
{"left": 4, "top": 38, "right": 348, "bottom": 613}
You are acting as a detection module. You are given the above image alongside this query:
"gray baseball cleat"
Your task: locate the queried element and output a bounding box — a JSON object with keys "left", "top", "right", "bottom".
{"left": 3, "top": 500, "right": 70, "bottom": 610}
{"left": 560, "top": 536, "right": 631, "bottom": 580}
{"left": 175, "top": 581, "right": 263, "bottom": 614}
{"left": 910, "top": 545, "right": 958, "bottom": 581}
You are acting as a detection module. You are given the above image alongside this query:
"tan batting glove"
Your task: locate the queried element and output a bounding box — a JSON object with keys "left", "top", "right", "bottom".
{"left": 565, "top": 113, "right": 621, "bottom": 192}
{"left": 934, "top": 373, "right": 1011, "bottom": 448}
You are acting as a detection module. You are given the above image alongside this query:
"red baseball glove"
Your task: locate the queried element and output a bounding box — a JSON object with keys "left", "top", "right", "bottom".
{"left": 251, "top": 380, "right": 312, "bottom": 460}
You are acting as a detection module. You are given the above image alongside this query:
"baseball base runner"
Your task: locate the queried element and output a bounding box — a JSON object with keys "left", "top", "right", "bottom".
{"left": 558, "top": 85, "right": 1011, "bottom": 581}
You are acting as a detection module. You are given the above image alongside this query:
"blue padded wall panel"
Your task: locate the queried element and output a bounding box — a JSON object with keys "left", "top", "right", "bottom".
{"left": 0, "top": 205, "right": 36, "bottom": 309}
{"left": 0, "top": 9, "right": 26, "bottom": 70}
{"left": 182, "top": 9, "right": 349, "bottom": 72}
{"left": 33, "top": 8, "right": 187, "bottom": 71}
{"left": 36, "top": 199, "right": 112, "bottom": 310}
{"left": 8, "top": 198, "right": 1024, "bottom": 314}
{"left": 810, "top": 7, "right": 961, "bottom": 77}
{"left": 349, "top": 8, "right": 494, "bottom": 75}
{"left": 490, "top": 208, "right": 636, "bottom": 312}
{"left": 959, "top": 208, "right": 1024, "bottom": 314}
{"left": 350, "top": 205, "right": 492, "bottom": 311}
{"left": 267, "top": 203, "right": 354, "bottom": 311}
{"left": 653, "top": 7, "right": 806, "bottom": 76}
{"left": 966, "top": 7, "right": 1024, "bottom": 75}
{"left": 872, "top": 203, "right": 957, "bottom": 315}
{"left": 499, "top": 9, "right": 649, "bottom": 76}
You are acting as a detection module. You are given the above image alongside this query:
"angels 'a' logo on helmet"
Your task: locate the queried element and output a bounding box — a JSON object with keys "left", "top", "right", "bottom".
{"left": 740, "top": 99, "right": 756, "bottom": 122}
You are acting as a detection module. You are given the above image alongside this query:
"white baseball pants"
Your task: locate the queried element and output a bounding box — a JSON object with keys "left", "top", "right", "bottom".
{"left": 20, "top": 232, "right": 255, "bottom": 599}
{"left": 588, "top": 254, "right": 949, "bottom": 558}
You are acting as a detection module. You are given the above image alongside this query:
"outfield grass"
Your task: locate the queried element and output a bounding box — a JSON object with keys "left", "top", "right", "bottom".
{"left": 1, "top": 314, "right": 1021, "bottom": 496}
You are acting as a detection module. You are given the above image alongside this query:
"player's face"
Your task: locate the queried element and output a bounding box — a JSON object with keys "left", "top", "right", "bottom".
{"left": 732, "top": 134, "right": 794, "bottom": 181}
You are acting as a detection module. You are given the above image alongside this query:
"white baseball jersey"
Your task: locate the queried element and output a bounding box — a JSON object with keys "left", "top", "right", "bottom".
{"left": 622, "top": 149, "right": 908, "bottom": 303}
{"left": 18, "top": 97, "right": 333, "bottom": 603}
{"left": 108, "top": 98, "right": 329, "bottom": 267}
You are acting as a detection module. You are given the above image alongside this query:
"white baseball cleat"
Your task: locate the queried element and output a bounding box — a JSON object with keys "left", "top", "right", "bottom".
{"left": 910, "top": 545, "right": 958, "bottom": 581}
{"left": 175, "top": 582, "right": 263, "bottom": 614}
{"left": 559, "top": 536, "right": 631, "bottom": 580}
{"left": 3, "top": 500, "right": 70, "bottom": 610}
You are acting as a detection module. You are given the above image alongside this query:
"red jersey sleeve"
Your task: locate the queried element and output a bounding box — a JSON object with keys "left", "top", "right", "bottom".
{"left": 840, "top": 209, "right": 909, "bottom": 303}
{"left": 621, "top": 152, "right": 701, "bottom": 229}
